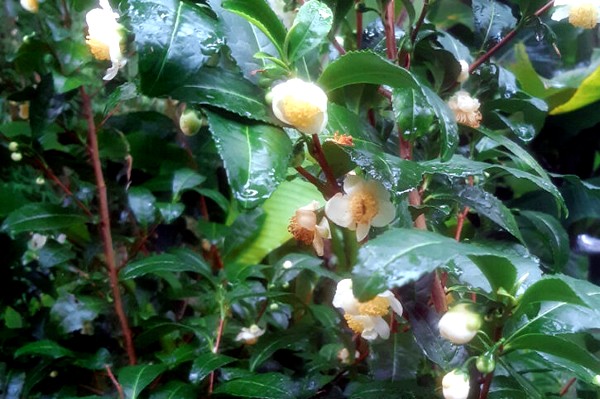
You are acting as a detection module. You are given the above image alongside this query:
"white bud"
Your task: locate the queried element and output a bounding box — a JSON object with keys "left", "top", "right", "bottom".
{"left": 282, "top": 260, "right": 293, "bottom": 269}
{"left": 438, "top": 304, "right": 482, "bottom": 345}
{"left": 457, "top": 60, "right": 470, "bottom": 83}
{"left": 11, "top": 152, "right": 23, "bottom": 162}
{"left": 8, "top": 142, "right": 19, "bottom": 152}
{"left": 35, "top": 176, "right": 45, "bottom": 185}
{"left": 442, "top": 370, "right": 470, "bottom": 399}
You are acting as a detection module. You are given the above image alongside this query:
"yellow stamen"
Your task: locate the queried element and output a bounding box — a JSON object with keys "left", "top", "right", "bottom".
{"left": 357, "top": 296, "right": 389, "bottom": 316}
{"left": 288, "top": 216, "right": 315, "bottom": 245}
{"left": 569, "top": 4, "right": 598, "bottom": 29}
{"left": 333, "top": 132, "right": 354, "bottom": 146}
{"left": 349, "top": 190, "right": 379, "bottom": 224}
{"left": 86, "top": 37, "right": 111, "bottom": 61}
{"left": 344, "top": 314, "right": 364, "bottom": 334}
{"left": 454, "top": 110, "right": 482, "bottom": 128}
{"left": 282, "top": 96, "right": 321, "bottom": 129}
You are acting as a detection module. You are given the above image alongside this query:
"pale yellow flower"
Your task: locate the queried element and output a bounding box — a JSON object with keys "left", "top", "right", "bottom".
{"left": 85, "top": 0, "right": 126, "bottom": 80}
{"left": 325, "top": 174, "right": 395, "bottom": 241}
{"left": 442, "top": 370, "right": 470, "bottom": 399}
{"left": 552, "top": 0, "right": 600, "bottom": 29}
{"left": 20, "top": 0, "right": 38, "bottom": 13}
{"left": 438, "top": 304, "right": 482, "bottom": 345}
{"left": 288, "top": 201, "right": 331, "bottom": 256}
{"left": 235, "top": 324, "right": 265, "bottom": 345}
{"left": 447, "top": 91, "right": 482, "bottom": 128}
{"left": 332, "top": 279, "right": 403, "bottom": 341}
{"left": 271, "top": 79, "right": 328, "bottom": 135}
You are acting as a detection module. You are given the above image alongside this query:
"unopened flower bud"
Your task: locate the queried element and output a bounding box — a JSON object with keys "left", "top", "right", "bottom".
{"left": 8, "top": 142, "right": 19, "bottom": 152}
{"left": 179, "top": 109, "right": 203, "bottom": 136}
{"left": 11, "top": 152, "right": 23, "bottom": 162}
{"left": 438, "top": 304, "right": 482, "bottom": 345}
{"left": 20, "top": 0, "right": 39, "bottom": 13}
{"left": 476, "top": 352, "right": 496, "bottom": 374}
{"left": 442, "top": 370, "right": 470, "bottom": 399}
{"left": 592, "top": 374, "right": 600, "bottom": 386}
{"left": 35, "top": 176, "right": 45, "bottom": 185}
{"left": 269, "top": 303, "right": 279, "bottom": 311}
{"left": 457, "top": 60, "right": 470, "bottom": 83}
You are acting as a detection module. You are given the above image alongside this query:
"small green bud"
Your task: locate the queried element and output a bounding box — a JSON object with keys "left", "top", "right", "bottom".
{"left": 8, "top": 142, "right": 19, "bottom": 152}
{"left": 11, "top": 152, "right": 23, "bottom": 162}
{"left": 476, "top": 353, "right": 496, "bottom": 374}
{"left": 269, "top": 303, "right": 279, "bottom": 311}
{"left": 179, "top": 109, "right": 204, "bottom": 136}
{"left": 258, "top": 76, "right": 272, "bottom": 89}
{"left": 592, "top": 375, "right": 600, "bottom": 386}
{"left": 264, "top": 90, "right": 273, "bottom": 105}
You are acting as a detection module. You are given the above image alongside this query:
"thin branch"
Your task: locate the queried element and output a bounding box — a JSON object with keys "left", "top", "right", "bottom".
{"left": 81, "top": 87, "right": 137, "bottom": 365}
{"left": 409, "top": 0, "right": 430, "bottom": 44}
{"left": 383, "top": 0, "right": 397, "bottom": 61}
{"left": 208, "top": 317, "right": 226, "bottom": 395}
{"left": 469, "top": 0, "right": 555, "bottom": 73}
{"left": 310, "top": 134, "right": 341, "bottom": 196}
{"left": 455, "top": 176, "right": 474, "bottom": 241}
{"left": 356, "top": 0, "right": 363, "bottom": 48}
{"left": 329, "top": 34, "right": 346, "bottom": 55}
{"left": 104, "top": 365, "right": 124, "bottom": 399}
{"left": 559, "top": 377, "right": 576, "bottom": 396}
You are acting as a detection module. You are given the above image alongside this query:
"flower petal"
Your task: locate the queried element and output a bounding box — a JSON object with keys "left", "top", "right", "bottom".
{"left": 372, "top": 316, "right": 390, "bottom": 340}
{"left": 551, "top": 5, "right": 570, "bottom": 21}
{"left": 325, "top": 193, "right": 353, "bottom": 228}
{"left": 371, "top": 199, "right": 396, "bottom": 227}
{"left": 355, "top": 222, "right": 370, "bottom": 241}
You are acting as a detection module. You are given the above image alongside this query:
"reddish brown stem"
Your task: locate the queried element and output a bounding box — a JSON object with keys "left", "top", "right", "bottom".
{"left": 200, "top": 196, "right": 209, "bottom": 221}
{"left": 81, "top": 87, "right": 137, "bottom": 365}
{"left": 431, "top": 272, "right": 448, "bottom": 313}
{"left": 559, "top": 377, "right": 576, "bottom": 396}
{"left": 409, "top": 0, "right": 429, "bottom": 44}
{"left": 311, "top": 134, "right": 341, "bottom": 195}
{"left": 469, "top": 0, "right": 555, "bottom": 73}
{"left": 295, "top": 166, "right": 327, "bottom": 192}
{"left": 355, "top": 0, "right": 363, "bottom": 48}
{"left": 455, "top": 176, "right": 474, "bottom": 241}
{"left": 330, "top": 35, "right": 346, "bottom": 55}
{"left": 208, "top": 317, "right": 226, "bottom": 395}
{"left": 104, "top": 365, "right": 124, "bottom": 399}
{"left": 383, "top": 0, "right": 397, "bottom": 61}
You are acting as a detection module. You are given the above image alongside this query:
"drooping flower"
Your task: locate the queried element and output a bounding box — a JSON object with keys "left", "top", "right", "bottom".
{"left": 235, "top": 324, "right": 265, "bottom": 345}
{"left": 271, "top": 78, "right": 328, "bottom": 135}
{"left": 85, "top": 0, "right": 126, "bottom": 80}
{"left": 288, "top": 200, "right": 331, "bottom": 256}
{"left": 456, "top": 60, "right": 470, "bottom": 83}
{"left": 438, "top": 304, "right": 482, "bottom": 345}
{"left": 325, "top": 174, "right": 395, "bottom": 242}
{"left": 442, "top": 370, "right": 470, "bottom": 399}
{"left": 333, "top": 279, "right": 403, "bottom": 341}
{"left": 20, "top": 0, "right": 38, "bottom": 13}
{"left": 447, "top": 90, "right": 482, "bottom": 128}
{"left": 552, "top": 0, "right": 600, "bottom": 29}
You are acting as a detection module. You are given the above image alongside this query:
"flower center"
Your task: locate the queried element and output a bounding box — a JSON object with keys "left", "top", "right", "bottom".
{"left": 344, "top": 314, "right": 365, "bottom": 334}
{"left": 569, "top": 4, "right": 598, "bottom": 29}
{"left": 86, "top": 37, "right": 111, "bottom": 61}
{"left": 288, "top": 216, "right": 315, "bottom": 245}
{"left": 357, "top": 296, "right": 389, "bottom": 316}
{"left": 282, "top": 96, "right": 321, "bottom": 129}
{"left": 349, "top": 190, "right": 379, "bottom": 224}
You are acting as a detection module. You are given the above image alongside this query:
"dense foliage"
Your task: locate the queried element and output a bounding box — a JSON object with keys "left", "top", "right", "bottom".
{"left": 2, "top": 0, "right": 600, "bottom": 398}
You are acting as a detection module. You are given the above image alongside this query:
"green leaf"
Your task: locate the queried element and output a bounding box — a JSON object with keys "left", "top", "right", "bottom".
{"left": 50, "top": 294, "right": 101, "bottom": 334}
{"left": 551, "top": 64, "right": 600, "bottom": 114}
{"left": 128, "top": 187, "right": 157, "bottom": 227}
{"left": 156, "top": 202, "right": 185, "bottom": 224}
{"left": 149, "top": 381, "right": 197, "bottom": 399}
{"left": 518, "top": 276, "right": 588, "bottom": 311}
{"left": 485, "top": 94, "right": 548, "bottom": 142}
{"left": 128, "top": 0, "right": 222, "bottom": 96}
{"left": 172, "top": 169, "right": 206, "bottom": 201}
{"left": 392, "top": 87, "right": 435, "bottom": 140}
{"left": 1, "top": 204, "right": 87, "bottom": 235}
{"left": 249, "top": 331, "right": 307, "bottom": 371}
{"left": 4, "top": 307, "right": 23, "bottom": 329}
{"left": 121, "top": 253, "right": 212, "bottom": 281}
{"left": 119, "top": 364, "right": 168, "bottom": 399}
{"left": 518, "top": 211, "right": 569, "bottom": 273}
{"left": 14, "top": 340, "right": 74, "bottom": 359}
{"left": 205, "top": 111, "right": 292, "bottom": 209}
{"left": 0, "top": 121, "right": 31, "bottom": 138}
{"left": 467, "top": 255, "right": 517, "bottom": 294}
{"left": 213, "top": 373, "right": 296, "bottom": 399}
{"left": 367, "top": 332, "right": 421, "bottom": 381}
{"left": 236, "top": 179, "right": 324, "bottom": 265}
{"left": 420, "top": 85, "right": 459, "bottom": 161}
{"left": 189, "top": 353, "right": 236, "bottom": 384}
{"left": 284, "top": 1, "right": 333, "bottom": 63}
{"left": 171, "top": 66, "right": 272, "bottom": 122}
{"left": 222, "top": 0, "right": 287, "bottom": 58}
{"left": 453, "top": 185, "right": 524, "bottom": 243}
{"left": 472, "top": 0, "right": 517, "bottom": 48}
{"left": 505, "top": 334, "right": 600, "bottom": 375}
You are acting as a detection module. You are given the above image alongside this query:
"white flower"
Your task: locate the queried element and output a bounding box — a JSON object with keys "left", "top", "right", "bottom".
{"left": 457, "top": 60, "right": 470, "bottom": 83}
{"left": 552, "top": 0, "right": 600, "bottom": 29}
{"left": 235, "top": 324, "right": 265, "bottom": 345}
{"left": 271, "top": 78, "right": 328, "bottom": 135}
{"left": 447, "top": 91, "right": 482, "bottom": 128}
{"left": 332, "top": 279, "right": 403, "bottom": 341}
{"left": 337, "top": 347, "right": 360, "bottom": 364}
{"left": 85, "top": 0, "right": 126, "bottom": 80}
{"left": 55, "top": 234, "right": 67, "bottom": 244}
{"left": 20, "top": 0, "right": 38, "bottom": 13}
{"left": 438, "top": 304, "right": 482, "bottom": 345}
{"left": 288, "top": 200, "right": 331, "bottom": 256}
{"left": 325, "top": 174, "right": 395, "bottom": 242}
{"left": 29, "top": 233, "right": 47, "bottom": 250}
{"left": 442, "top": 370, "right": 470, "bottom": 399}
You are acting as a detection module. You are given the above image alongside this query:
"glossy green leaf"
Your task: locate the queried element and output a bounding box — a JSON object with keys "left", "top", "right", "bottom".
{"left": 505, "top": 334, "right": 600, "bottom": 375}
{"left": 128, "top": 187, "right": 157, "bottom": 227}
{"left": 467, "top": 255, "right": 517, "bottom": 294}
{"left": 367, "top": 332, "right": 421, "bottom": 381}
{"left": 222, "top": 0, "right": 287, "bottom": 58}
{"left": 119, "top": 364, "right": 168, "bottom": 399}
{"left": 518, "top": 211, "right": 569, "bottom": 272}
{"left": 149, "top": 381, "right": 197, "bottom": 399}
{"left": 1, "top": 204, "right": 87, "bottom": 235}
{"left": 50, "top": 294, "right": 101, "bottom": 334}
{"left": 156, "top": 202, "right": 185, "bottom": 224}
{"left": 170, "top": 66, "right": 272, "bottom": 122}
{"left": 172, "top": 169, "right": 205, "bottom": 201}
{"left": 420, "top": 85, "right": 459, "bottom": 161}
{"left": 14, "top": 340, "right": 74, "bottom": 359}
{"left": 189, "top": 353, "right": 235, "bottom": 384}
{"left": 249, "top": 330, "right": 307, "bottom": 371}
{"left": 485, "top": 94, "right": 548, "bottom": 142}
{"left": 392, "top": 87, "right": 435, "bottom": 140}
{"left": 213, "top": 373, "right": 296, "bottom": 399}
{"left": 128, "top": 0, "right": 222, "bottom": 96}
{"left": 551, "top": 64, "right": 600, "bottom": 114}
{"left": 205, "top": 111, "right": 292, "bottom": 209}
{"left": 518, "top": 276, "right": 588, "bottom": 311}
{"left": 121, "top": 252, "right": 212, "bottom": 281}
{"left": 472, "top": 0, "right": 517, "bottom": 48}
{"left": 4, "top": 307, "right": 23, "bottom": 329}
{"left": 284, "top": 1, "right": 333, "bottom": 63}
